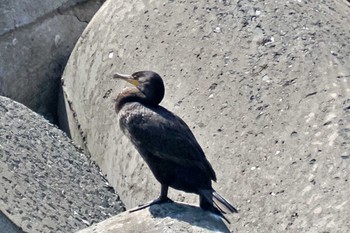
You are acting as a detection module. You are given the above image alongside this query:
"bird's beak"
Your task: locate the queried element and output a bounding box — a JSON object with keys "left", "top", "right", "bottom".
{"left": 113, "top": 73, "right": 139, "bottom": 86}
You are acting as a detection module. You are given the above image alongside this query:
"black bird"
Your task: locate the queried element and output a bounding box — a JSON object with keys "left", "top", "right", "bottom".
{"left": 113, "top": 71, "right": 238, "bottom": 220}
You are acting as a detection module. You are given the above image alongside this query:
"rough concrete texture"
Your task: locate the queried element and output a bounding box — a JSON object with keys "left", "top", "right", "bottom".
{"left": 1, "top": 0, "right": 76, "bottom": 35}
{"left": 0, "top": 96, "right": 125, "bottom": 233}
{"left": 62, "top": 0, "right": 350, "bottom": 232}
{"left": 77, "top": 202, "right": 230, "bottom": 233}
{"left": 0, "top": 0, "right": 105, "bottom": 123}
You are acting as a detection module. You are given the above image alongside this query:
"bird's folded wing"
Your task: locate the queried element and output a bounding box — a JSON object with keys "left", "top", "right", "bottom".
{"left": 124, "top": 107, "right": 216, "bottom": 180}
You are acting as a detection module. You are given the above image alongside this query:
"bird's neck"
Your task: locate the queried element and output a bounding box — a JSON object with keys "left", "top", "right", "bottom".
{"left": 114, "top": 87, "right": 154, "bottom": 113}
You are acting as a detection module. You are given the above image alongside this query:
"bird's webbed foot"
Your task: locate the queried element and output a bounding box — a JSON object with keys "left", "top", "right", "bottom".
{"left": 129, "top": 196, "right": 173, "bottom": 213}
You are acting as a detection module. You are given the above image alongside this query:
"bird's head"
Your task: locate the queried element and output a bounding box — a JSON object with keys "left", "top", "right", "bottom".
{"left": 113, "top": 71, "right": 165, "bottom": 105}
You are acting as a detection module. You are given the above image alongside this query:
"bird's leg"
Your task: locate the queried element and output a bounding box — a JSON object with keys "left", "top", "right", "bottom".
{"left": 129, "top": 184, "right": 173, "bottom": 213}
{"left": 158, "top": 184, "right": 173, "bottom": 202}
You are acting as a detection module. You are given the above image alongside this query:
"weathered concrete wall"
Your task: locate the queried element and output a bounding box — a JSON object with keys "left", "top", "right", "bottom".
{"left": 62, "top": 0, "right": 350, "bottom": 231}
{"left": 0, "top": 0, "right": 105, "bottom": 122}
{"left": 0, "top": 96, "right": 124, "bottom": 233}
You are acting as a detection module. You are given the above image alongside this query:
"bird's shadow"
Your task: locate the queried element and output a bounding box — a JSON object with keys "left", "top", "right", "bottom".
{"left": 148, "top": 202, "right": 231, "bottom": 233}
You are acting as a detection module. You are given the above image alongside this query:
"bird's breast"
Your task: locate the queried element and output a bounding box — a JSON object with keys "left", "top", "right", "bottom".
{"left": 118, "top": 102, "right": 149, "bottom": 134}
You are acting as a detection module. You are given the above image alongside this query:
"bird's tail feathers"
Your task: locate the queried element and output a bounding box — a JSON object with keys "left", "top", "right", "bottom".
{"left": 200, "top": 189, "right": 238, "bottom": 214}
{"left": 212, "top": 191, "right": 238, "bottom": 213}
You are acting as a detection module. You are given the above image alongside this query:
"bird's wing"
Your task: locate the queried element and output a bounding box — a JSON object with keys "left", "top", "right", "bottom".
{"left": 123, "top": 105, "right": 217, "bottom": 181}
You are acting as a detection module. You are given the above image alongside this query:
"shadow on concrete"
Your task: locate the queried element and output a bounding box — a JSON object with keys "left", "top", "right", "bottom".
{"left": 149, "top": 202, "right": 231, "bottom": 233}
{"left": 0, "top": 211, "right": 24, "bottom": 233}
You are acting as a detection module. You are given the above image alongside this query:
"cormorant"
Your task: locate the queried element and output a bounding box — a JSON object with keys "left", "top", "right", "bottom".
{"left": 113, "top": 71, "right": 238, "bottom": 220}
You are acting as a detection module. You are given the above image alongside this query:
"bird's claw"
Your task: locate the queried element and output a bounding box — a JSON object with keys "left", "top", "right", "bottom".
{"left": 129, "top": 197, "right": 173, "bottom": 213}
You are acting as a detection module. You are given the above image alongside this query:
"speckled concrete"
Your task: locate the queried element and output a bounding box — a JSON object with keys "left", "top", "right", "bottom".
{"left": 77, "top": 202, "right": 230, "bottom": 233}
{"left": 0, "top": 96, "right": 125, "bottom": 233}
{"left": 62, "top": 0, "right": 350, "bottom": 232}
